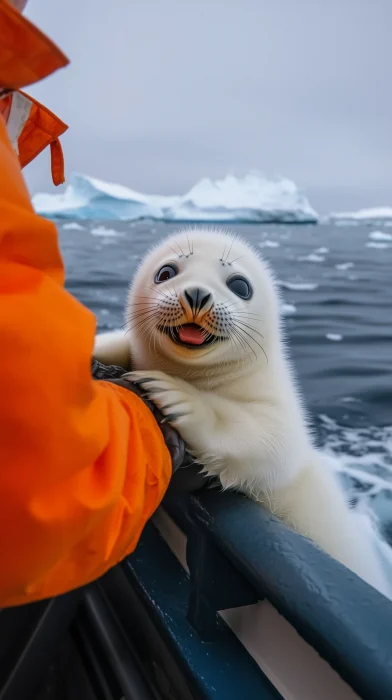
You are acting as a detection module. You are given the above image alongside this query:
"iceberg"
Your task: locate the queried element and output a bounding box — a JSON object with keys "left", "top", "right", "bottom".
{"left": 330, "top": 206, "right": 392, "bottom": 223}
{"left": 32, "top": 171, "right": 319, "bottom": 224}
{"left": 368, "top": 230, "right": 392, "bottom": 242}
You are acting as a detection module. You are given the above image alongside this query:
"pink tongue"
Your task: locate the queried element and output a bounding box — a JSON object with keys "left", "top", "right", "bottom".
{"left": 178, "top": 325, "right": 205, "bottom": 346}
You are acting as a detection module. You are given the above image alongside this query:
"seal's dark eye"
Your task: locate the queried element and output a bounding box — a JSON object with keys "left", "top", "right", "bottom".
{"left": 227, "top": 275, "right": 252, "bottom": 300}
{"left": 154, "top": 264, "right": 178, "bottom": 284}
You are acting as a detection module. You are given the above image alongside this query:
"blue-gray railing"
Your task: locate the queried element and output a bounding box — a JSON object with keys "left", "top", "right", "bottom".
{"left": 161, "top": 486, "right": 392, "bottom": 700}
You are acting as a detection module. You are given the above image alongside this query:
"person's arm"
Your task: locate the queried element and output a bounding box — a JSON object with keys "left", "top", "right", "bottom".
{"left": 0, "top": 117, "right": 172, "bottom": 608}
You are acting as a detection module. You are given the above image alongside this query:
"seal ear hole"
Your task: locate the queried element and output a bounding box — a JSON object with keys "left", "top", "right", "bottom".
{"left": 226, "top": 274, "right": 253, "bottom": 300}
{"left": 154, "top": 264, "right": 178, "bottom": 284}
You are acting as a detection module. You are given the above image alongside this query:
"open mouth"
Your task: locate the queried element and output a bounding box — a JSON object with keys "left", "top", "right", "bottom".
{"left": 158, "top": 323, "right": 223, "bottom": 349}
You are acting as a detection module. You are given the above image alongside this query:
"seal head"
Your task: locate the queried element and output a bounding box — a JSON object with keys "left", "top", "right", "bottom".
{"left": 127, "top": 227, "right": 280, "bottom": 371}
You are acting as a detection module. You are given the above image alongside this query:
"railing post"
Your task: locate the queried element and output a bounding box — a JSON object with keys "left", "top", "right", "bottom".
{"left": 186, "top": 522, "right": 259, "bottom": 641}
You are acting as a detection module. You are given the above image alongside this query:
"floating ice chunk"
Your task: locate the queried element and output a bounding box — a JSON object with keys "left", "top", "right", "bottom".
{"left": 62, "top": 222, "right": 85, "bottom": 231}
{"left": 281, "top": 303, "right": 297, "bottom": 315}
{"left": 280, "top": 281, "right": 318, "bottom": 291}
{"left": 366, "top": 242, "right": 390, "bottom": 249}
{"left": 369, "top": 230, "right": 392, "bottom": 241}
{"left": 314, "top": 247, "right": 329, "bottom": 254}
{"left": 258, "top": 240, "right": 280, "bottom": 248}
{"left": 326, "top": 333, "right": 343, "bottom": 342}
{"left": 335, "top": 262, "right": 355, "bottom": 270}
{"left": 330, "top": 207, "right": 392, "bottom": 222}
{"left": 32, "top": 171, "right": 319, "bottom": 223}
{"left": 298, "top": 253, "right": 325, "bottom": 263}
{"left": 91, "top": 225, "right": 119, "bottom": 237}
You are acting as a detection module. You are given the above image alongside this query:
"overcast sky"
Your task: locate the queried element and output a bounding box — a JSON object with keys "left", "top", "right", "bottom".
{"left": 24, "top": 0, "right": 391, "bottom": 213}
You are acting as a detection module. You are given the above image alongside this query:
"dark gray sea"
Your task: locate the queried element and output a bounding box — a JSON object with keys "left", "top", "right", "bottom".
{"left": 58, "top": 219, "right": 392, "bottom": 538}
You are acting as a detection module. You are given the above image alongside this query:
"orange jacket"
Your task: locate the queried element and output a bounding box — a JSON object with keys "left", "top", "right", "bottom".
{"left": 0, "top": 116, "right": 172, "bottom": 608}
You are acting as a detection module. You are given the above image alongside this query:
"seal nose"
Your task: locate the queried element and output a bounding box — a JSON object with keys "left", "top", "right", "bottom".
{"left": 184, "top": 287, "right": 212, "bottom": 314}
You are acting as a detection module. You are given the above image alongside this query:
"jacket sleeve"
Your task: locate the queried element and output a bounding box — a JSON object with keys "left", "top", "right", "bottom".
{"left": 0, "top": 117, "right": 172, "bottom": 608}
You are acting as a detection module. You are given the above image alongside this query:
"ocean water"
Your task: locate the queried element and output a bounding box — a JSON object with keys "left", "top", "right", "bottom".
{"left": 59, "top": 219, "right": 392, "bottom": 540}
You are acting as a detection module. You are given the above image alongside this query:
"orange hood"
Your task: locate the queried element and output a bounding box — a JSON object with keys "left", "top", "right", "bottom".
{"left": 0, "top": 0, "right": 69, "bottom": 184}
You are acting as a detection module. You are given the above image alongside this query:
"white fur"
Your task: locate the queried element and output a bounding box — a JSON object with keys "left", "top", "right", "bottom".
{"left": 94, "top": 227, "right": 391, "bottom": 598}
{"left": 93, "top": 329, "right": 131, "bottom": 369}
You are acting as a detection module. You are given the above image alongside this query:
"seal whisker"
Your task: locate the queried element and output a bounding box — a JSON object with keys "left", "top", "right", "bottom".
{"left": 126, "top": 303, "right": 159, "bottom": 314}
{"left": 125, "top": 308, "right": 161, "bottom": 325}
{"left": 146, "top": 284, "right": 173, "bottom": 302}
{"left": 232, "top": 322, "right": 268, "bottom": 363}
{"left": 125, "top": 313, "right": 160, "bottom": 327}
{"left": 127, "top": 311, "right": 164, "bottom": 334}
{"left": 186, "top": 232, "right": 193, "bottom": 257}
{"left": 169, "top": 284, "right": 185, "bottom": 315}
{"left": 127, "top": 300, "right": 161, "bottom": 307}
{"left": 173, "top": 239, "right": 188, "bottom": 259}
{"left": 232, "top": 326, "right": 258, "bottom": 361}
{"left": 231, "top": 318, "right": 265, "bottom": 340}
{"left": 167, "top": 245, "right": 181, "bottom": 259}
{"left": 121, "top": 311, "right": 158, "bottom": 329}
{"left": 120, "top": 316, "right": 156, "bottom": 329}
{"left": 129, "top": 297, "right": 169, "bottom": 307}
{"left": 228, "top": 327, "right": 247, "bottom": 368}
{"left": 124, "top": 318, "right": 154, "bottom": 344}
{"left": 230, "top": 326, "right": 249, "bottom": 358}
{"left": 219, "top": 242, "right": 228, "bottom": 264}
{"left": 221, "top": 299, "right": 241, "bottom": 312}
{"left": 227, "top": 254, "right": 245, "bottom": 266}
{"left": 231, "top": 311, "right": 263, "bottom": 323}
{"left": 223, "top": 235, "right": 236, "bottom": 264}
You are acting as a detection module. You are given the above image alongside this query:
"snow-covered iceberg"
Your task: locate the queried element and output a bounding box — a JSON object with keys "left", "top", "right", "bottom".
{"left": 32, "top": 172, "right": 319, "bottom": 223}
{"left": 330, "top": 206, "right": 392, "bottom": 223}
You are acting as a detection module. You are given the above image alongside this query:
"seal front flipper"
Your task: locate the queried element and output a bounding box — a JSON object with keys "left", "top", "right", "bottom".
{"left": 124, "top": 370, "right": 203, "bottom": 435}
{"left": 94, "top": 329, "right": 131, "bottom": 370}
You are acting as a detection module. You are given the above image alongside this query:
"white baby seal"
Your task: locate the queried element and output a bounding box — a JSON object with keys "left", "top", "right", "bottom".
{"left": 94, "top": 227, "right": 391, "bottom": 598}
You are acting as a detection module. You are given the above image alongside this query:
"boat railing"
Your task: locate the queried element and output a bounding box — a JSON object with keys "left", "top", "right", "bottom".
{"left": 156, "top": 487, "right": 392, "bottom": 700}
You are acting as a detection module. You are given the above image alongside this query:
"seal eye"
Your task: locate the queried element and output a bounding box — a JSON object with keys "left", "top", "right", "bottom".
{"left": 154, "top": 264, "right": 178, "bottom": 284}
{"left": 227, "top": 275, "right": 252, "bottom": 300}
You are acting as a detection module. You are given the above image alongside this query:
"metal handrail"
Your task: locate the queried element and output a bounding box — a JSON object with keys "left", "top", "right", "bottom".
{"left": 164, "top": 488, "right": 392, "bottom": 700}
